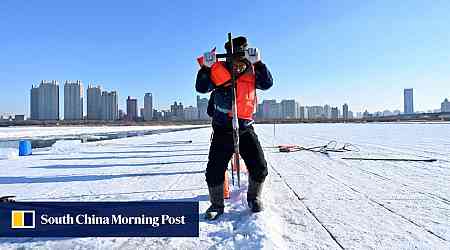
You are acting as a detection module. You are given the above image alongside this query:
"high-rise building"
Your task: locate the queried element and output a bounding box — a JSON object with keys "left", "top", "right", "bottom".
{"left": 119, "top": 109, "right": 125, "bottom": 120}
{"left": 143, "top": 93, "right": 153, "bottom": 121}
{"left": 30, "top": 86, "right": 39, "bottom": 120}
{"left": 307, "top": 106, "right": 324, "bottom": 119}
{"left": 170, "top": 102, "right": 184, "bottom": 120}
{"left": 126, "top": 96, "right": 138, "bottom": 121}
{"left": 299, "top": 106, "right": 306, "bottom": 119}
{"left": 197, "top": 95, "right": 209, "bottom": 120}
{"left": 348, "top": 110, "right": 354, "bottom": 119}
{"left": 101, "top": 91, "right": 118, "bottom": 121}
{"left": 262, "top": 100, "right": 274, "bottom": 119}
{"left": 184, "top": 106, "right": 198, "bottom": 120}
{"left": 331, "top": 107, "right": 339, "bottom": 119}
{"left": 261, "top": 99, "right": 281, "bottom": 119}
{"left": 273, "top": 103, "right": 282, "bottom": 119}
{"left": 441, "top": 98, "right": 450, "bottom": 112}
{"left": 140, "top": 108, "right": 145, "bottom": 119}
{"left": 323, "top": 104, "right": 331, "bottom": 119}
{"left": 87, "top": 85, "right": 102, "bottom": 120}
{"left": 255, "top": 103, "right": 264, "bottom": 119}
{"left": 64, "top": 80, "right": 83, "bottom": 120}
{"left": 342, "top": 103, "right": 349, "bottom": 120}
{"left": 30, "top": 80, "right": 59, "bottom": 120}
{"left": 153, "top": 109, "right": 163, "bottom": 120}
{"left": 280, "top": 99, "right": 297, "bottom": 119}
{"left": 404, "top": 88, "right": 414, "bottom": 114}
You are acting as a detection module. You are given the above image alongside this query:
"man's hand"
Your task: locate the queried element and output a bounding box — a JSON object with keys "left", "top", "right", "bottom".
{"left": 204, "top": 51, "right": 216, "bottom": 68}
{"left": 245, "top": 47, "right": 261, "bottom": 64}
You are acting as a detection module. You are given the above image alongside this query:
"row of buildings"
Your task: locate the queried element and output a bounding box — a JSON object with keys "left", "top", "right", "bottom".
{"left": 255, "top": 100, "right": 353, "bottom": 120}
{"left": 403, "top": 88, "right": 450, "bottom": 113}
{"left": 30, "top": 80, "right": 121, "bottom": 121}
{"left": 119, "top": 95, "right": 209, "bottom": 121}
{"left": 29, "top": 80, "right": 210, "bottom": 121}
{"left": 27, "top": 82, "right": 450, "bottom": 122}
{"left": 148, "top": 96, "right": 209, "bottom": 121}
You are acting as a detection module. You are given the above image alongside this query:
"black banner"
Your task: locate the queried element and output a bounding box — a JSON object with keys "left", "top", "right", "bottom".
{"left": 0, "top": 201, "right": 199, "bottom": 237}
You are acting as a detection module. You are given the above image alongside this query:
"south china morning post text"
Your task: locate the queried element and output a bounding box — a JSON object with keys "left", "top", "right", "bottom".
{"left": 40, "top": 213, "right": 186, "bottom": 227}
{"left": 0, "top": 201, "right": 199, "bottom": 237}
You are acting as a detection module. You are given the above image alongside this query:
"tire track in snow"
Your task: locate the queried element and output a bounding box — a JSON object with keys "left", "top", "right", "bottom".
{"left": 263, "top": 139, "right": 448, "bottom": 245}
{"left": 337, "top": 158, "right": 450, "bottom": 206}
{"left": 325, "top": 173, "right": 448, "bottom": 242}
{"left": 259, "top": 129, "right": 344, "bottom": 249}
{"left": 286, "top": 147, "right": 450, "bottom": 243}
{"left": 258, "top": 124, "right": 450, "bottom": 245}
{"left": 267, "top": 160, "right": 345, "bottom": 249}
{"left": 419, "top": 192, "right": 450, "bottom": 206}
{"left": 265, "top": 127, "right": 450, "bottom": 217}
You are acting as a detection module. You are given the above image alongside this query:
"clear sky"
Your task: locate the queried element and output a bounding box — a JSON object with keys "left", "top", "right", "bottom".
{"left": 1, "top": 0, "right": 449, "bottom": 116}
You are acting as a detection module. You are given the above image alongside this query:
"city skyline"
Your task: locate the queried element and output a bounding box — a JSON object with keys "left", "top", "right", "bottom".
{"left": 3, "top": 77, "right": 447, "bottom": 118}
{"left": 20, "top": 80, "right": 448, "bottom": 122}
{"left": 0, "top": 80, "right": 448, "bottom": 121}
{"left": 1, "top": 82, "right": 448, "bottom": 122}
{"left": 1, "top": 1, "right": 450, "bottom": 116}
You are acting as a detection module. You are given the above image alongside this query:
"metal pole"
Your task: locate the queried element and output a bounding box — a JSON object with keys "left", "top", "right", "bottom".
{"left": 228, "top": 32, "right": 241, "bottom": 187}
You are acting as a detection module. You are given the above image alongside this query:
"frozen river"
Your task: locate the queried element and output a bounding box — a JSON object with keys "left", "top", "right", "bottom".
{"left": 0, "top": 123, "right": 448, "bottom": 249}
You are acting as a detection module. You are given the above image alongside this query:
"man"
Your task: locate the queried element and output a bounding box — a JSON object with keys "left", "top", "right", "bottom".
{"left": 196, "top": 36, "right": 273, "bottom": 219}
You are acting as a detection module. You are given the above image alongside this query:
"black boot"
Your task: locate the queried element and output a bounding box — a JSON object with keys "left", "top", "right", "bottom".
{"left": 205, "top": 184, "right": 224, "bottom": 220}
{"left": 247, "top": 178, "right": 265, "bottom": 213}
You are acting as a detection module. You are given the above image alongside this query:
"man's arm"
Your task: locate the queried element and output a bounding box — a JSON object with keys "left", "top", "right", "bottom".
{"left": 207, "top": 90, "right": 216, "bottom": 117}
{"left": 196, "top": 66, "right": 214, "bottom": 93}
{"left": 254, "top": 61, "right": 273, "bottom": 90}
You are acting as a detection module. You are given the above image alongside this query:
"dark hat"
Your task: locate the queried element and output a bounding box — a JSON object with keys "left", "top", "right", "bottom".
{"left": 224, "top": 36, "right": 248, "bottom": 52}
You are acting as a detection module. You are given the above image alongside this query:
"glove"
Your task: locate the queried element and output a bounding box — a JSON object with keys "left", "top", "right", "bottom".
{"left": 203, "top": 51, "right": 216, "bottom": 68}
{"left": 245, "top": 47, "right": 261, "bottom": 64}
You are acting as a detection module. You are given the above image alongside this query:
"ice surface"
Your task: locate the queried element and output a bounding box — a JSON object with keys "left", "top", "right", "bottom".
{"left": 0, "top": 123, "right": 449, "bottom": 249}
{"left": 0, "top": 125, "right": 205, "bottom": 140}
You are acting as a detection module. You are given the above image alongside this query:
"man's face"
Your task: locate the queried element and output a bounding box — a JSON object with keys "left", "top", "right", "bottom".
{"left": 226, "top": 44, "right": 247, "bottom": 54}
{"left": 235, "top": 44, "right": 247, "bottom": 53}
{"left": 226, "top": 44, "right": 248, "bottom": 71}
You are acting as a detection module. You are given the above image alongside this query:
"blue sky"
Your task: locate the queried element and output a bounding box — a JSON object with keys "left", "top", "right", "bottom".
{"left": 1, "top": 0, "right": 449, "bottom": 116}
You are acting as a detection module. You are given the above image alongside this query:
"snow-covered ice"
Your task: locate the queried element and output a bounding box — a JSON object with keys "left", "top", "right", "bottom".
{"left": 0, "top": 123, "right": 449, "bottom": 249}
{"left": 0, "top": 125, "right": 205, "bottom": 140}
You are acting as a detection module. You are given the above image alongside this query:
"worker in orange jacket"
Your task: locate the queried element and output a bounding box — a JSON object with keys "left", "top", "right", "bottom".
{"left": 196, "top": 36, "right": 273, "bottom": 219}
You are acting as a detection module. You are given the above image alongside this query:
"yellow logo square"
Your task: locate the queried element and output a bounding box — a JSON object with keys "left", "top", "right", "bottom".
{"left": 11, "top": 210, "right": 35, "bottom": 229}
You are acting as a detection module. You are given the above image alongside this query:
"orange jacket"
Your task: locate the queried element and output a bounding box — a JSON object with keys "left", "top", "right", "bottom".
{"left": 210, "top": 61, "right": 256, "bottom": 120}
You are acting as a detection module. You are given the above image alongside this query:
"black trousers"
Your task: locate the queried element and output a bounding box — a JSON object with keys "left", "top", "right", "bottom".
{"left": 206, "top": 125, "right": 268, "bottom": 186}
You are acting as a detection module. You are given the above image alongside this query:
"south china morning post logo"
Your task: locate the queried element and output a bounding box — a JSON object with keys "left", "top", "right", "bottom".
{"left": 1, "top": 202, "right": 198, "bottom": 237}
{"left": 11, "top": 210, "right": 35, "bottom": 229}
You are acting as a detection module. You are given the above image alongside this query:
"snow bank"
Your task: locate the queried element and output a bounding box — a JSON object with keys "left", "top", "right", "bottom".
{"left": 49, "top": 140, "right": 83, "bottom": 155}
{"left": 0, "top": 148, "right": 19, "bottom": 160}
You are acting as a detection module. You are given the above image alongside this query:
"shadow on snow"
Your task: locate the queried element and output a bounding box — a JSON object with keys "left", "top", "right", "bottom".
{"left": 0, "top": 169, "right": 205, "bottom": 185}
{"left": 42, "top": 153, "right": 209, "bottom": 161}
